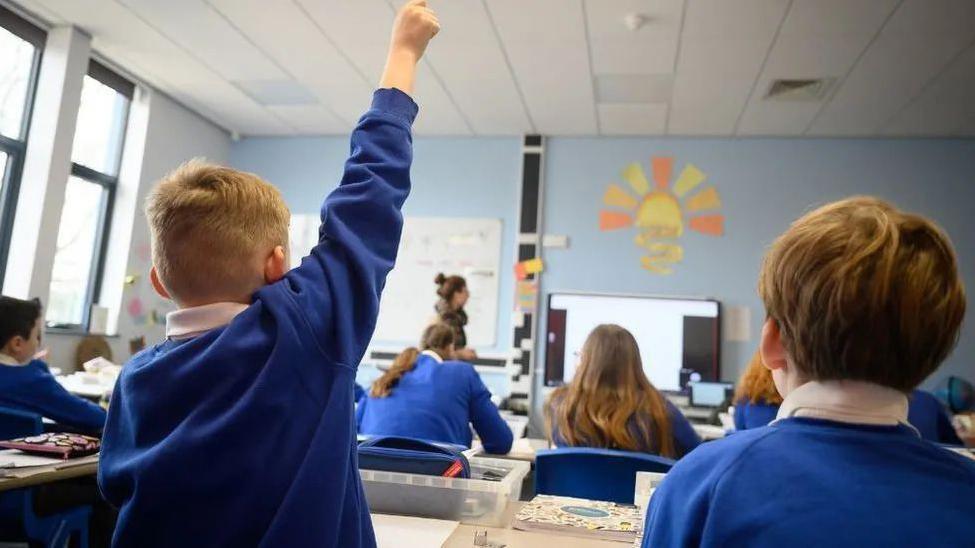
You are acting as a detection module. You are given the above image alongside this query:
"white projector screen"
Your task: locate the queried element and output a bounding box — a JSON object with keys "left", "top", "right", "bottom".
{"left": 544, "top": 293, "right": 720, "bottom": 392}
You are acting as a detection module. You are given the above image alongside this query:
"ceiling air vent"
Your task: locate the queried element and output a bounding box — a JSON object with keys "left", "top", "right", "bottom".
{"left": 764, "top": 78, "right": 834, "bottom": 101}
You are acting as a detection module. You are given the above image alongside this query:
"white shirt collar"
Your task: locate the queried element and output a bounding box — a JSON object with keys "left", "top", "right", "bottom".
{"left": 774, "top": 380, "right": 912, "bottom": 429}
{"left": 166, "top": 302, "right": 249, "bottom": 340}
{"left": 0, "top": 353, "right": 23, "bottom": 366}
{"left": 420, "top": 349, "right": 444, "bottom": 364}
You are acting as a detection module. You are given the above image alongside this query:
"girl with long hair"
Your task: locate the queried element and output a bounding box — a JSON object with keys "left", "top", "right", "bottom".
{"left": 732, "top": 351, "right": 783, "bottom": 430}
{"left": 544, "top": 324, "right": 700, "bottom": 458}
{"left": 357, "top": 323, "right": 512, "bottom": 453}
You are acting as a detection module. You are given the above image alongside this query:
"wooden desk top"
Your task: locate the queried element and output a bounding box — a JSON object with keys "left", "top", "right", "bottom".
{"left": 0, "top": 455, "right": 99, "bottom": 492}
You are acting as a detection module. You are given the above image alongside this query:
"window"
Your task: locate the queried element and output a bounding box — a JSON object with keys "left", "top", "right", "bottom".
{"left": 45, "top": 61, "right": 132, "bottom": 330}
{"left": 0, "top": 5, "right": 44, "bottom": 283}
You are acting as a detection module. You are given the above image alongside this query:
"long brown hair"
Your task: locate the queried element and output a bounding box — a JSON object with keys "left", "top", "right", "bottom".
{"left": 734, "top": 351, "right": 783, "bottom": 405}
{"left": 545, "top": 324, "right": 676, "bottom": 458}
{"left": 370, "top": 323, "right": 455, "bottom": 398}
{"left": 434, "top": 273, "right": 466, "bottom": 307}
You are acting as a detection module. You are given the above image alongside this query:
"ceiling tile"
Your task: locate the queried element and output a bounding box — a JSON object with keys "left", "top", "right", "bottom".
{"left": 881, "top": 43, "right": 975, "bottom": 136}
{"left": 487, "top": 0, "right": 598, "bottom": 134}
{"left": 597, "top": 103, "right": 667, "bottom": 134}
{"left": 682, "top": 0, "right": 790, "bottom": 38}
{"left": 584, "top": 0, "right": 683, "bottom": 75}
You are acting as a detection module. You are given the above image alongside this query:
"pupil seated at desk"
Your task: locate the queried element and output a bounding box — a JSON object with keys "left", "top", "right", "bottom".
{"left": 0, "top": 296, "right": 107, "bottom": 434}
{"left": 544, "top": 324, "right": 700, "bottom": 459}
{"left": 357, "top": 323, "right": 513, "bottom": 454}
{"left": 734, "top": 351, "right": 964, "bottom": 445}
{"left": 732, "top": 352, "right": 783, "bottom": 431}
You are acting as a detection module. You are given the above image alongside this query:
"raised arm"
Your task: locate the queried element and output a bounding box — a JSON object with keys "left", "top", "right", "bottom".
{"left": 281, "top": 1, "right": 439, "bottom": 366}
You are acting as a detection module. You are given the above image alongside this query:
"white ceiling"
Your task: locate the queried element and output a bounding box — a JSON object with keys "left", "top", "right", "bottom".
{"left": 12, "top": 0, "right": 975, "bottom": 137}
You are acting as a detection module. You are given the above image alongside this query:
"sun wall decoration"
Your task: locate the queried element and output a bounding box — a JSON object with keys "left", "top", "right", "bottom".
{"left": 598, "top": 157, "right": 724, "bottom": 274}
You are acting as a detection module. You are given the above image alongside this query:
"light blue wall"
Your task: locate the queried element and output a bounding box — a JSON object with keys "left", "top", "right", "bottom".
{"left": 538, "top": 137, "right": 975, "bottom": 412}
{"left": 229, "top": 136, "right": 522, "bottom": 355}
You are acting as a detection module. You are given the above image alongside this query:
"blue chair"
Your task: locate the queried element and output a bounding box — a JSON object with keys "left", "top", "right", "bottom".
{"left": 0, "top": 406, "right": 91, "bottom": 548}
{"left": 535, "top": 448, "right": 675, "bottom": 504}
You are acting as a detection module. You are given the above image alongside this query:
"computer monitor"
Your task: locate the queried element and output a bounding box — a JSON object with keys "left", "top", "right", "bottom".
{"left": 544, "top": 292, "right": 720, "bottom": 392}
{"left": 689, "top": 382, "right": 734, "bottom": 408}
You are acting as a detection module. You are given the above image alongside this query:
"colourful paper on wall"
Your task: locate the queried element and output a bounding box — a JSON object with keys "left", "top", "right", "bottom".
{"left": 515, "top": 281, "right": 538, "bottom": 313}
{"left": 603, "top": 184, "right": 637, "bottom": 210}
{"left": 522, "top": 258, "right": 544, "bottom": 275}
{"left": 599, "top": 210, "right": 633, "bottom": 231}
{"left": 622, "top": 163, "right": 650, "bottom": 195}
{"left": 686, "top": 187, "right": 721, "bottom": 212}
{"left": 651, "top": 157, "right": 673, "bottom": 189}
{"left": 514, "top": 262, "right": 528, "bottom": 281}
{"left": 689, "top": 214, "right": 725, "bottom": 236}
{"left": 673, "top": 164, "right": 706, "bottom": 197}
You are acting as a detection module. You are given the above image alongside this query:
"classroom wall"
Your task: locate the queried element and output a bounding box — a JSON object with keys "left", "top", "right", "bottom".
{"left": 534, "top": 137, "right": 975, "bottom": 427}
{"left": 229, "top": 136, "right": 522, "bottom": 356}
{"left": 44, "top": 90, "right": 230, "bottom": 371}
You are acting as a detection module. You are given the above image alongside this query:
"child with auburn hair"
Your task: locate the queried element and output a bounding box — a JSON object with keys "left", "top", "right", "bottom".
{"left": 545, "top": 324, "right": 700, "bottom": 459}
{"left": 98, "top": 3, "right": 440, "bottom": 546}
{"left": 643, "top": 197, "right": 975, "bottom": 547}
{"left": 732, "top": 351, "right": 782, "bottom": 430}
{"left": 356, "top": 323, "right": 511, "bottom": 453}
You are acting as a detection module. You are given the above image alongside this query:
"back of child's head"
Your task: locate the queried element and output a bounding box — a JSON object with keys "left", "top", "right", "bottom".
{"left": 146, "top": 159, "right": 290, "bottom": 305}
{"left": 371, "top": 323, "right": 455, "bottom": 398}
{"left": 759, "top": 196, "right": 966, "bottom": 392}
{"left": 0, "top": 296, "right": 42, "bottom": 349}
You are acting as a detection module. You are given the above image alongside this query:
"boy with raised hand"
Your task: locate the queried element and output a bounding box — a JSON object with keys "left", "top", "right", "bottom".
{"left": 98, "top": 2, "right": 439, "bottom": 546}
{"left": 643, "top": 197, "right": 975, "bottom": 547}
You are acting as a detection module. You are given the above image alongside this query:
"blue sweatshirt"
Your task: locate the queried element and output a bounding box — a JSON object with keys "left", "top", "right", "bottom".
{"left": 98, "top": 89, "right": 417, "bottom": 548}
{"left": 733, "top": 399, "right": 780, "bottom": 431}
{"left": 643, "top": 417, "right": 975, "bottom": 547}
{"left": 548, "top": 397, "right": 701, "bottom": 458}
{"left": 908, "top": 389, "right": 963, "bottom": 445}
{"left": 0, "top": 360, "right": 106, "bottom": 432}
{"left": 356, "top": 353, "right": 513, "bottom": 454}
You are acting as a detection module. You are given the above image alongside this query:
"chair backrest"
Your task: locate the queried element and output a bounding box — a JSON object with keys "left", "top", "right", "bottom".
{"left": 0, "top": 406, "right": 43, "bottom": 440}
{"left": 535, "top": 447, "right": 674, "bottom": 504}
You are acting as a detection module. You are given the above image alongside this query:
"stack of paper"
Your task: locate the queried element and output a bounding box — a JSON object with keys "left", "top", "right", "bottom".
{"left": 513, "top": 495, "right": 642, "bottom": 542}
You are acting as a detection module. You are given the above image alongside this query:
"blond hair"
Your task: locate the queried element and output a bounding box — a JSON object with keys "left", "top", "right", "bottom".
{"left": 545, "top": 324, "right": 676, "bottom": 458}
{"left": 759, "top": 196, "right": 965, "bottom": 392}
{"left": 146, "top": 159, "right": 290, "bottom": 305}
{"left": 734, "top": 351, "right": 782, "bottom": 405}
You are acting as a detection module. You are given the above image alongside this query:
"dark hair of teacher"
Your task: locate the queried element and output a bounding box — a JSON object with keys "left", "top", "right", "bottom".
{"left": 434, "top": 273, "right": 476, "bottom": 360}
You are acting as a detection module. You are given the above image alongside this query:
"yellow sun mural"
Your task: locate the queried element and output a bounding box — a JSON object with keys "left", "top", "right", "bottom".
{"left": 599, "top": 157, "right": 724, "bottom": 274}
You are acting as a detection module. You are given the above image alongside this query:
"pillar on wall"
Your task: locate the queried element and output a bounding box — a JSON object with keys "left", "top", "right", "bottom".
{"left": 508, "top": 135, "right": 544, "bottom": 407}
{"left": 2, "top": 26, "right": 91, "bottom": 302}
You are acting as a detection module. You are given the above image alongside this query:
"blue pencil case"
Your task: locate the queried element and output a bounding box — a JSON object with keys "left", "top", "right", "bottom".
{"left": 358, "top": 436, "right": 470, "bottom": 478}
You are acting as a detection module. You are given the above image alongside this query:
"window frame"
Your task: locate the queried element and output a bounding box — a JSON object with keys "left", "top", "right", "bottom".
{"left": 46, "top": 60, "right": 132, "bottom": 333}
{"left": 0, "top": 4, "right": 45, "bottom": 285}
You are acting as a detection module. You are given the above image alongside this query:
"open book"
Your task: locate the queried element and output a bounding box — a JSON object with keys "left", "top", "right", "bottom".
{"left": 513, "top": 494, "right": 642, "bottom": 542}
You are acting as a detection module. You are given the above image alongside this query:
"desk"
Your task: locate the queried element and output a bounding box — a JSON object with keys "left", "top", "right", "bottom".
{"left": 55, "top": 373, "right": 114, "bottom": 400}
{"left": 692, "top": 423, "right": 727, "bottom": 441}
{"left": 0, "top": 455, "right": 98, "bottom": 492}
{"left": 474, "top": 438, "right": 549, "bottom": 462}
{"left": 442, "top": 502, "right": 623, "bottom": 548}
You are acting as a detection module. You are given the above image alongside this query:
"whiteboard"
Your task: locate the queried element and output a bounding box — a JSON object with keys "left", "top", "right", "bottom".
{"left": 289, "top": 215, "right": 501, "bottom": 347}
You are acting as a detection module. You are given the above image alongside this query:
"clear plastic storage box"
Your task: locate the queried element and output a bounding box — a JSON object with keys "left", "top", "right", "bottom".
{"left": 360, "top": 456, "right": 530, "bottom": 527}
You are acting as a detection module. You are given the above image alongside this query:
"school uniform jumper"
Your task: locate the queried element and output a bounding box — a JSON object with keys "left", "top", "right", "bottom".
{"left": 98, "top": 88, "right": 418, "bottom": 548}
{"left": 0, "top": 358, "right": 106, "bottom": 432}
{"left": 732, "top": 399, "right": 780, "bottom": 431}
{"left": 643, "top": 381, "right": 975, "bottom": 547}
{"left": 908, "top": 389, "right": 964, "bottom": 445}
{"left": 356, "top": 351, "right": 513, "bottom": 454}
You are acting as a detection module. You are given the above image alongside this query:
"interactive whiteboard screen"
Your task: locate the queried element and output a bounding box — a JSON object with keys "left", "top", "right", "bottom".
{"left": 545, "top": 293, "right": 720, "bottom": 392}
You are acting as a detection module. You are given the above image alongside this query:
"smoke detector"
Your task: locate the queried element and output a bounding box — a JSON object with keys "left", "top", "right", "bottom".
{"left": 623, "top": 13, "right": 650, "bottom": 31}
{"left": 764, "top": 78, "right": 835, "bottom": 101}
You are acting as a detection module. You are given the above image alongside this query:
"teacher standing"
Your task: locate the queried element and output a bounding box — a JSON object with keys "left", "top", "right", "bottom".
{"left": 434, "top": 273, "right": 477, "bottom": 360}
